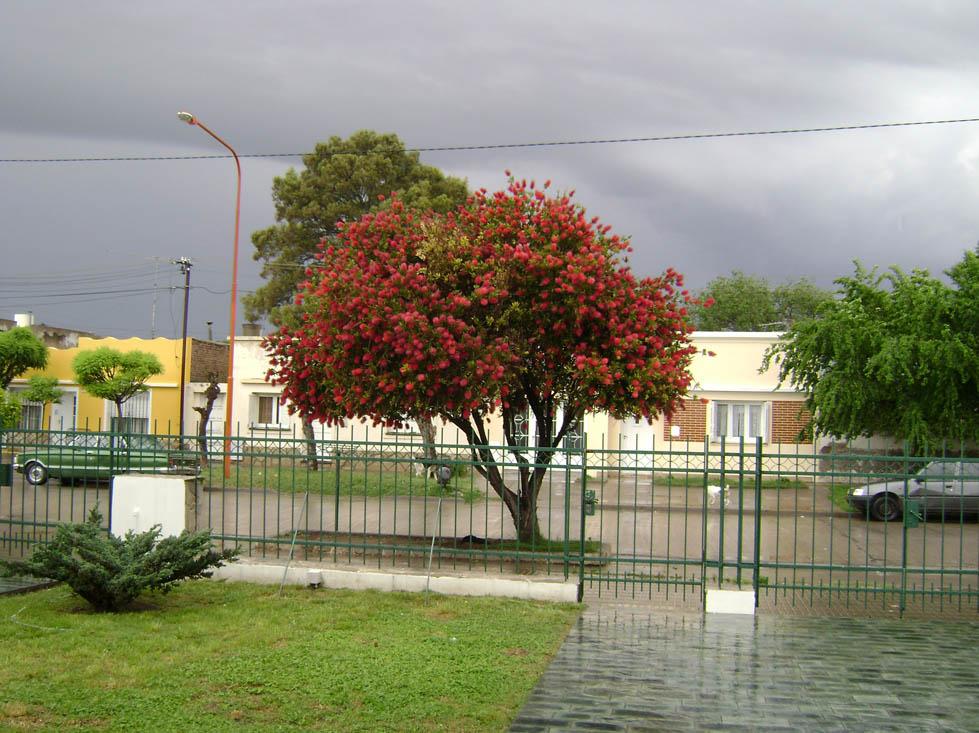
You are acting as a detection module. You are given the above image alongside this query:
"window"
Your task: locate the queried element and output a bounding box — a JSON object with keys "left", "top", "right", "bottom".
{"left": 251, "top": 394, "right": 283, "bottom": 428}
{"left": 20, "top": 400, "right": 43, "bottom": 430}
{"left": 109, "top": 392, "right": 150, "bottom": 433}
{"left": 712, "top": 401, "right": 766, "bottom": 442}
{"left": 7, "top": 387, "right": 43, "bottom": 430}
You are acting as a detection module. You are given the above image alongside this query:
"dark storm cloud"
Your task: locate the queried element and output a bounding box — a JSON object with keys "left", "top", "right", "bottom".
{"left": 2, "top": 1, "right": 979, "bottom": 338}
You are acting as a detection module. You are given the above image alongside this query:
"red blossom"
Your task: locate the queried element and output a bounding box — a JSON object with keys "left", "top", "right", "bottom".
{"left": 264, "top": 180, "right": 696, "bottom": 429}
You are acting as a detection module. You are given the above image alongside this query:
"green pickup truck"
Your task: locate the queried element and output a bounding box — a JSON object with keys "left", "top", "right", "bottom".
{"left": 14, "top": 434, "right": 201, "bottom": 486}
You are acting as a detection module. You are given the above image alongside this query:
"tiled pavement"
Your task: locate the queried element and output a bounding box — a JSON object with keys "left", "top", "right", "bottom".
{"left": 511, "top": 604, "right": 979, "bottom": 732}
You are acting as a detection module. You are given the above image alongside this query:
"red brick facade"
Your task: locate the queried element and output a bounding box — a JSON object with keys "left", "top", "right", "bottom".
{"left": 663, "top": 399, "right": 707, "bottom": 441}
{"left": 770, "top": 400, "right": 813, "bottom": 444}
{"left": 189, "top": 339, "right": 230, "bottom": 382}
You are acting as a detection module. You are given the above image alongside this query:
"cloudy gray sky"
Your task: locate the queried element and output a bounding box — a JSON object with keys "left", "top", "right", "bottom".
{"left": 3, "top": 1, "right": 979, "bottom": 340}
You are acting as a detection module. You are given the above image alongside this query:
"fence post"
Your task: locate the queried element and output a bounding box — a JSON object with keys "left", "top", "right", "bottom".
{"left": 735, "top": 436, "right": 745, "bottom": 587}
{"left": 563, "top": 440, "right": 571, "bottom": 581}
{"left": 753, "top": 435, "right": 763, "bottom": 607}
{"left": 700, "top": 434, "right": 709, "bottom": 608}
{"left": 900, "top": 441, "right": 910, "bottom": 617}
{"left": 718, "top": 436, "right": 727, "bottom": 587}
{"left": 577, "top": 433, "right": 588, "bottom": 602}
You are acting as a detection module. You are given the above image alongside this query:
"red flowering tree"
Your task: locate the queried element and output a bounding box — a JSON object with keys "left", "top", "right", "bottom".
{"left": 265, "top": 179, "right": 696, "bottom": 542}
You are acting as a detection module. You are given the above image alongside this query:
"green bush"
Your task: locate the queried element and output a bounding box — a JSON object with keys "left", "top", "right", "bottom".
{"left": 0, "top": 508, "right": 238, "bottom": 612}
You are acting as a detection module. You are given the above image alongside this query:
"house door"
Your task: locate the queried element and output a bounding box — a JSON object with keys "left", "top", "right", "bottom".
{"left": 618, "top": 416, "right": 656, "bottom": 451}
{"left": 49, "top": 390, "right": 78, "bottom": 431}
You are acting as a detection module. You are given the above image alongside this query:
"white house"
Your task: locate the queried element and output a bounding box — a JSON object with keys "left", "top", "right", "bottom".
{"left": 229, "top": 332, "right": 815, "bottom": 467}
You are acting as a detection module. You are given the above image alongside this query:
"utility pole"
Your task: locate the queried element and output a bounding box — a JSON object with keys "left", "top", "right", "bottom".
{"left": 172, "top": 258, "right": 193, "bottom": 442}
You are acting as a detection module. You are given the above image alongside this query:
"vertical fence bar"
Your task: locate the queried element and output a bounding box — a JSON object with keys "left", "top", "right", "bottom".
{"left": 700, "top": 435, "right": 709, "bottom": 606}
{"left": 717, "top": 436, "right": 726, "bottom": 587}
{"left": 753, "top": 436, "right": 763, "bottom": 607}
{"left": 735, "top": 436, "right": 745, "bottom": 587}
{"left": 577, "top": 434, "right": 588, "bottom": 602}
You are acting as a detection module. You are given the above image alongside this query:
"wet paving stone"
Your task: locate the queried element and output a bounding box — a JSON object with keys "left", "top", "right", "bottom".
{"left": 510, "top": 605, "right": 979, "bottom": 731}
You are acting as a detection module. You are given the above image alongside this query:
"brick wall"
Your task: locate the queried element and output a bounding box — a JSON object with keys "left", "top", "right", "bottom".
{"left": 663, "top": 399, "right": 707, "bottom": 441}
{"left": 770, "top": 400, "right": 813, "bottom": 444}
{"left": 189, "top": 339, "right": 229, "bottom": 382}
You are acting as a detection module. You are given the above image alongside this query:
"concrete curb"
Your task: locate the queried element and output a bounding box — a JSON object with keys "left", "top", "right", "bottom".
{"left": 211, "top": 560, "right": 579, "bottom": 603}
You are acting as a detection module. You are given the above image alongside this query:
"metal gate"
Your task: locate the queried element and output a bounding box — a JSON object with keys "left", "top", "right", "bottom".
{"left": 577, "top": 437, "right": 979, "bottom": 616}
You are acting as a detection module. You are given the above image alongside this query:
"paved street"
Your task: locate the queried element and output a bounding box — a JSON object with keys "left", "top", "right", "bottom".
{"left": 510, "top": 603, "right": 979, "bottom": 732}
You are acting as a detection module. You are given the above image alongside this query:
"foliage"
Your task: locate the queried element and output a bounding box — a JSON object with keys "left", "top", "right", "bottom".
{"left": 0, "top": 326, "right": 48, "bottom": 389}
{"left": 764, "top": 250, "right": 979, "bottom": 450}
{"left": 0, "top": 582, "right": 579, "bottom": 731}
{"left": 691, "top": 271, "right": 832, "bottom": 330}
{"left": 243, "top": 129, "right": 469, "bottom": 324}
{"left": 0, "top": 390, "right": 20, "bottom": 429}
{"left": 0, "top": 508, "right": 237, "bottom": 612}
{"left": 773, "top": 278, "right": 833, "bottom": 326}
{"left": 22, "top": 375, "right": 63, "bottom": 406}
{"left": 266, "top": 178, "right": 696, "bottom": 540}
{"left": 72, "top": 347, "right": 163, "bottom": 422}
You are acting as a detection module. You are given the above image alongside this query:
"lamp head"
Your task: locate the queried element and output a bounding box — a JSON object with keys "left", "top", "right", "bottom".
{"left": 176, "top": 111, "right": 196, "bottom": 125}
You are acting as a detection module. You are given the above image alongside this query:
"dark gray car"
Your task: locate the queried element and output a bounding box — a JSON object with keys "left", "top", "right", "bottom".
{"left": 847, "top": 459, "right": 979, "bottom": 521}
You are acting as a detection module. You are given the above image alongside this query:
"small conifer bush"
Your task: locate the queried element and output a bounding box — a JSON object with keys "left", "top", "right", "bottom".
{"left": 0, "top": 507, "right": 238, "bottom": 611}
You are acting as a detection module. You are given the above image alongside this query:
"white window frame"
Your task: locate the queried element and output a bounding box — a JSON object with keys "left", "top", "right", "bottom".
{"left": 711, "top": 401, "right": 768, "bottom": 443}
{"left": 250, "top": 392, "right": 285, "bottom": 430}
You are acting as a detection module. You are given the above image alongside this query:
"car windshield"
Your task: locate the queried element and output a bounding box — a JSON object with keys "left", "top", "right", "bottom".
{"left": 918, "top": 461, "right": 964, "bottom": 480}
{"left": 48, "top": 434, "right": 167, "bottom": 451}
{"left": 124, "top": 435, "right": 165, "bottom": 451}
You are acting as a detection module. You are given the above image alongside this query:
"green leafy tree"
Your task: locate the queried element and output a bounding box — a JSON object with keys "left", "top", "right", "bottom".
{"left": 23, "top": 375, "right": 63, "bottom": 408}
{"left": 0, "top": 327, "right": 48, "bottom": 389}
{"left": 0, "top": 390, "right": 20, "bottom": 429}
{"left": 772, "top": 278, "right": 834, "bottom": 326}
{"left": 764, "top": 250, "right": 979, "bottom": 450}
{"left": 0, "top": 507, "right": 237, "bottom": 612}
{"left": 691, "top": 271, "right": 832, "bottom": 330}
{"left": 72, "top": 348, "right": 163, "bottom": 428}
{"left": 243, "top": 129, "right": 469, "bottom": 324}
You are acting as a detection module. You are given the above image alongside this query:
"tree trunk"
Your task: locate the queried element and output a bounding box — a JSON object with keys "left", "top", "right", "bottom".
{"left": 416, "top": 416, "right": 439, "bottom": 463}
{"left": 192, "top": 377, "right": 221, "bottom": 467}
{"left": 515, "top": 489, "right": 543, "bottom": 545}
{"left": 301, "top": 417, "right": 319, "bottom": 471}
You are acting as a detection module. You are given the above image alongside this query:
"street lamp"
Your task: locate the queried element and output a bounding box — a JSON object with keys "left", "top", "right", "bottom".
{"left": 177, "top": 111, "right": 241, "bottom": 478}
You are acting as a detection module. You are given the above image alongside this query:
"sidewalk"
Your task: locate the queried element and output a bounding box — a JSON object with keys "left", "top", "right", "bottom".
{"left": 510, "top": 603, "right": 979, "bottom": 732}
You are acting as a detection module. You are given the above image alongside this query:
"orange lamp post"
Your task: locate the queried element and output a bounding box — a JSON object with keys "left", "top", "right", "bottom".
{"left": 177, "top": 111, "right": 240, "bottom": 479}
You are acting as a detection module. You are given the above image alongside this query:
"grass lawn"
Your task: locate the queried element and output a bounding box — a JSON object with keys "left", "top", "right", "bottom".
{"left": 828, "top": 483, "right": 859, "bottom": 513}
{"left": 205, "top": 461, "right": 483, "bottom": 501}
{"left": 0, "top": 581, "right": 580, "bottom": 732}
{"left": 643, "top": 472, "right": 810, "bottom": 490}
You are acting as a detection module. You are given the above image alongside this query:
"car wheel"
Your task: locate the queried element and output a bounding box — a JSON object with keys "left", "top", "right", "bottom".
{"left": 869, "top": 493, "right": 902, "bottom": 522}
{"left": 24, "top": 461, "right": 49, "bottom": 486}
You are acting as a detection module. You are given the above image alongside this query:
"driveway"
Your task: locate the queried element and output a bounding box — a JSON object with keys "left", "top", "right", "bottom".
{"left": 510, "top": 603, "right": 979, "bottom": 731}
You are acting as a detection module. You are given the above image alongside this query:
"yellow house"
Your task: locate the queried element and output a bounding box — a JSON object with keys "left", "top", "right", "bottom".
{"left": 10, "top": 336, "right": 228, "bottom": 435}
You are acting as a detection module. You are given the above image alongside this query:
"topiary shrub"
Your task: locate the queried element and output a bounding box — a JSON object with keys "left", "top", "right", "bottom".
{"left": 0, "top": 507, "right": 238, "bottom": 612}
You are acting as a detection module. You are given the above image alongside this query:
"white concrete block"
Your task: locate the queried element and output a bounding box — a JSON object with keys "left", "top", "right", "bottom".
{"left": 111, "top": 474, "right": 196, "bottom": 537}
{"left": 705, "top": 588, "right": 755, "bottom": 615}
{"left": 210, "top": 561, "right": 578, "bottom": 602}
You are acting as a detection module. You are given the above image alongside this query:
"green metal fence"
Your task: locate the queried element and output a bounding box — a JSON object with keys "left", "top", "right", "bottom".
{"left": 0, "top": 425, "right": 584, "bottom": 581}
{"left": 2, "top": 426, "right": 977, "bottom": 616}
{"left": 581, "top": 435, "right": 979, "bottom": 616}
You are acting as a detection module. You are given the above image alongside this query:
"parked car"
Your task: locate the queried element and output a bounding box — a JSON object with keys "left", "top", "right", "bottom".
{"left": 847, "top": 459, "right": 979, "bottom": 521}
{"left": 14, "top": 434, "right": 201, "bottom": 486}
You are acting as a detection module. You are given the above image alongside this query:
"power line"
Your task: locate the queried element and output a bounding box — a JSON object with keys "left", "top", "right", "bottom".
{"left": 2, "top": 116, "right": 978, "bottom": 164}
